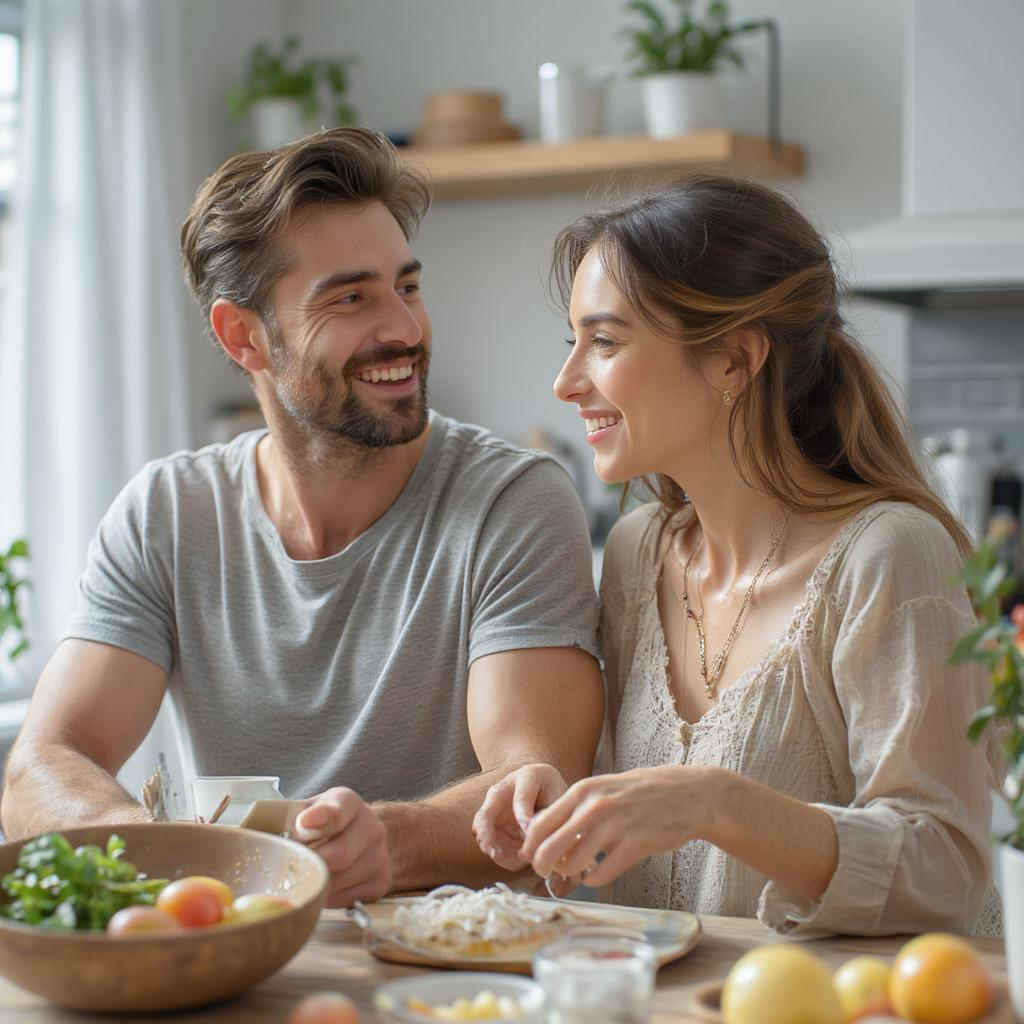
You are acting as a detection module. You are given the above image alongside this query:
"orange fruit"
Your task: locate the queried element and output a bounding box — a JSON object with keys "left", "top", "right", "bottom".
{"left": 889, "top": 933, "right": 993, "bottom": 1024}
{"left": 834, "top": 956, "right": 893, "bottom": 1021}
{"left": 722, "top": 944, "right": 843, "bottom": 1024}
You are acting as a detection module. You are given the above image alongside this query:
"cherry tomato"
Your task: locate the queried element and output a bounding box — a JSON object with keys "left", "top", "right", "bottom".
{"left": 106, "top": 906, "right": 183, "bottom": 936}
{"left": 1011, "top": 604, "right": 1024, "bottom": 630}
{"left": 155, "top": 877, "right": 225, "bottom": 928}
{"left": 226, "top": 892, "right": 294, "bottom": 924}
{"left": 287, "top": 992, "right": 359, "bottom": 1024}
{"left": 184, "top": 874, "right": 234, "bottom": 908}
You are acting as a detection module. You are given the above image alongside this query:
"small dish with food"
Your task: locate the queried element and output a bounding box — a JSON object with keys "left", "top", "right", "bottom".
{"left": 373, "top": 972, "right": 544, "bottom": 1023}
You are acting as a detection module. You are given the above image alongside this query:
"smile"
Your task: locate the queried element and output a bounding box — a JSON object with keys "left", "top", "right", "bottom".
{"left": 353, "top": 364, "right": 415, "bottom": 384}
{"left": 584, "top": 415, "right": 621, "bottom": 436}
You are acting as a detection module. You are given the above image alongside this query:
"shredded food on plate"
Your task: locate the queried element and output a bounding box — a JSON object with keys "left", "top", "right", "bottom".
{"left": 390, "top": 883, "right": 589, "bottom": 954}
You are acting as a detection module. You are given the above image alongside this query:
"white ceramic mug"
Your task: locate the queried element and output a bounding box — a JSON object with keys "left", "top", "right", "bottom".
{"left": 538, "top": 62, "right": 609, "bottom": 143}
{"left": 189, "top": 775, "right": 283, "bottom": 826}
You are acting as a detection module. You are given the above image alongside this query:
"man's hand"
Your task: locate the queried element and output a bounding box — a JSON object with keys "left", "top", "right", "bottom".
{"left": 294, "top": 787, "right": 391, "bottom": 908}
{"left": 472, "top": 763, "right": 569, "bottom": 870}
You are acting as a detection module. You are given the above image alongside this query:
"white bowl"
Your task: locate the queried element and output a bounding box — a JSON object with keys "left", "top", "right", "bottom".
{"left": 373, "top": 972, "right": 545, "bottom": 1023}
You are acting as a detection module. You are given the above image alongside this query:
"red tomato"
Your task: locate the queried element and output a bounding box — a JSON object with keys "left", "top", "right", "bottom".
{"left": 155, "top": 878, "right": 225, "bottom": 928}
{"left": 106, "top": 906, "right": 183, "bottom": 936}
{"left": 185, "top": 874, "right": 234, "bottom": 908}
{"left": 286, "top": 991, "right": 359, "bottom": 1024}
{"left": 226, "top": 892, "right": 294, "bottom": 924}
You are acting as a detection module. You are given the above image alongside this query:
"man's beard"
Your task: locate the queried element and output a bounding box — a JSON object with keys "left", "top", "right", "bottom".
{"left": 267, "top": 326, "right": 430, "bottom": 450}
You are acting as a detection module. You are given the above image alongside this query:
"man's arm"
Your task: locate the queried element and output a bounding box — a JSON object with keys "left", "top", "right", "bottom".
{"left": 374, "top": 645, "right": 604, "bottom": 892}
{"left": 1, "top": 639, "right": 167, "bottom": 838}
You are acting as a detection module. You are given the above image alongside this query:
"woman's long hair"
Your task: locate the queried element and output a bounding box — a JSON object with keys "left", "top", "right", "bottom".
{"left": 551, "top": 175, "right": 969, "bottom": 553}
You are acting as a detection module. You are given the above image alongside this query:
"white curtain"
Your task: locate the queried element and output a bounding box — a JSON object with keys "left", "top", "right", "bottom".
{"left": 0, "top": 0, "right": 192, "bottom": 785}
{"left": 1, "top": 0, "right": 192, "bottom": 675}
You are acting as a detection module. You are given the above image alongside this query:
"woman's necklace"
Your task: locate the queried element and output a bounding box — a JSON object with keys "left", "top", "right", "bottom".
{"left": 675, "top": 510, "right": 791, "bottom": 700}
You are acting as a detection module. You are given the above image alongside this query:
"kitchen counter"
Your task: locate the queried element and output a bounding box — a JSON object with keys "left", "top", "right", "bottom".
{"left": 0, "top": 910, "right": 1009, "bottom": 1023}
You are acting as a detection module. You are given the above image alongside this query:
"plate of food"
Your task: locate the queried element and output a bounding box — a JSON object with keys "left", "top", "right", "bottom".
{"left": 351, "top": 883, "right": 701, "bottom": 974}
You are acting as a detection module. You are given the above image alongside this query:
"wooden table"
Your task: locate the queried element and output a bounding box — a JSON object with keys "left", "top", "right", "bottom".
{"left": 0, "top": 911, "right": 1009, "bottom": 1023}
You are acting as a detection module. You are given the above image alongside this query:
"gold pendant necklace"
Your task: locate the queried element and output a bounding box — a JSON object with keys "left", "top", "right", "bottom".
{"left": 675, "top": 510, "right": 791, "bottom": 700}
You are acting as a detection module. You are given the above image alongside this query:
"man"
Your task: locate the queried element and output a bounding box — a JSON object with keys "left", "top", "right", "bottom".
{"left": 0, "top": 128, "right": 604, "bottom": 907}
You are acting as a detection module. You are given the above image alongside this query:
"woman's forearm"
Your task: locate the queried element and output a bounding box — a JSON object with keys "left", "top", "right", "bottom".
{"left": 704, "top": 767, "right": 839, "bottom": 902}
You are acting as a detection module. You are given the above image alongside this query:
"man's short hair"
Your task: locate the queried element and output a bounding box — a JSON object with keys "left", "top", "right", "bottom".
{"left": 181, "top": 128, "right": 432, "bottom": 338}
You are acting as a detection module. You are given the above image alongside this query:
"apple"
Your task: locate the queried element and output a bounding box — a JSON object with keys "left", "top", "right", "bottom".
{"left": 226, "top": 892, "right": 294, "bottom": 924}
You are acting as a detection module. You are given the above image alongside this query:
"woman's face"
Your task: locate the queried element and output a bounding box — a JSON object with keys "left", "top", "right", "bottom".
{"left": 554, "top": 247, "right": 723, "bottom": 484}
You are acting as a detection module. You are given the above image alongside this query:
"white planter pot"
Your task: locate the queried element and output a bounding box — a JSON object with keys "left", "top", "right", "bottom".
{"left": 249, "top": 98, "right": 311, "bottom": 150}
{"left": 641, "top": 71, "right": 725, "bottom": 138}
{"left": 1002, "top": 843, "right": 1024, "bottom": 1019}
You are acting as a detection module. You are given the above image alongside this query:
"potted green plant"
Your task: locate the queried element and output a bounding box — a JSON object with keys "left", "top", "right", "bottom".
{"left": 621, "top": 0, "right": 766, "bottom": 136}
{"left": 0, "top": 539, "right": 29, "bottom": 661}
{"left": 227, "top": 36, "right": 357, "bottom": 150}
{"left": 952, "top": 542, "right": 1024, "bottom": 1017}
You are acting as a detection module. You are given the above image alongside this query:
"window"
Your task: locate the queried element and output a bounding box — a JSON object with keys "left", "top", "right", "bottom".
{"left": 0, "top": 33, "right": 16, "bottom": 197}
{"left": 0, "top": 0, "right": 21, "bottom": 205}
{"left": 0, "top": 0, "right": 21, "bottom": 285}
{"left": 0, "top": 0, "right": 22, "bottom": 703}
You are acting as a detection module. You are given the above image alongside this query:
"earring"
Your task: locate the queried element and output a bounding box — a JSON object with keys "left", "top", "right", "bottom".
{"left": 723, "top": 389, "right": 733, "bottom": 407}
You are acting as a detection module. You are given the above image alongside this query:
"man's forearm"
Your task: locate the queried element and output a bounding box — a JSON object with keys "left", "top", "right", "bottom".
{"left": 1, "top": 741, "right": 151, "bottom": 840}
{"left": 375, "top": 764, "right": 535, "bottom": 892}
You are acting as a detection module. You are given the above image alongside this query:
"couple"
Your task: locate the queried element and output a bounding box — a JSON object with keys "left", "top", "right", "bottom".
{"left": 1, "top": 129, "right": 999, "bottom": 937}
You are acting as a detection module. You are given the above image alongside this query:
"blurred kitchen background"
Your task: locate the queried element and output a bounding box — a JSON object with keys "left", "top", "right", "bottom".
{"left": 0, "top": 0, "right": 1022, "bottom": 843}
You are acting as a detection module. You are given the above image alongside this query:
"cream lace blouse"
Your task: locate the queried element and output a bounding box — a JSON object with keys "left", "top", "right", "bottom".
{"left": 600, "top": 501, "right": 1003, "bottom": 937}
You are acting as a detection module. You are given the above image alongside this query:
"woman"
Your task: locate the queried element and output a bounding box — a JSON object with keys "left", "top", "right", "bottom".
{"left": 473, "top": 175, "right": 1001, "bottom": 937}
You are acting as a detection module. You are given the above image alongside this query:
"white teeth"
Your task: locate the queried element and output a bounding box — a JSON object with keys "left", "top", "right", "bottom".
{"left": 357, "top": 365, "right": 414, "bottom": 383}
{"left": 585, "top": 416, "right": 620, "bottom": 433}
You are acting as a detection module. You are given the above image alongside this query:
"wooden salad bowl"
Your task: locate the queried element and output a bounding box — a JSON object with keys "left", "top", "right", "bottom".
{"left": 0, "top": 822, "right": 328, "bottom": 1012}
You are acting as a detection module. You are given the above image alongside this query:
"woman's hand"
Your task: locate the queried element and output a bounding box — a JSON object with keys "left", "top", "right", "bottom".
{"left": 520, "top": 766, "right": 720, "bottom": 888}
{"left": 472, "top": 763, "right": 569, "bottom": 870}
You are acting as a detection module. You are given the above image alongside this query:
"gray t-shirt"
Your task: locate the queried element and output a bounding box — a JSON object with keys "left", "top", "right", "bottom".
{"left": 65, "top": 413, "right": 600, "bottom": 801}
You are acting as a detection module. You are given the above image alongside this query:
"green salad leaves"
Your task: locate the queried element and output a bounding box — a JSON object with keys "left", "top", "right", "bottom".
{"left": 0, "top": 833, "right": 167, "bottom": 931}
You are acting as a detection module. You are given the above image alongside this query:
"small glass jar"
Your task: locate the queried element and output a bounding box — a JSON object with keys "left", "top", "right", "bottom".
{"left": 533, "top": 928, "right": 657, "bottom": 1024}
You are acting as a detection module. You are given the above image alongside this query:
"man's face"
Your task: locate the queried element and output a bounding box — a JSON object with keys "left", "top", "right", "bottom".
{"left": 261, "top": 201, "right": 432, "bottom": 449}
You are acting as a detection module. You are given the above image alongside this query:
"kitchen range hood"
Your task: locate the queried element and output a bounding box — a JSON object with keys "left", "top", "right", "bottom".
{"left": 841, "top": 0, "right": 1024, "bottom": 306}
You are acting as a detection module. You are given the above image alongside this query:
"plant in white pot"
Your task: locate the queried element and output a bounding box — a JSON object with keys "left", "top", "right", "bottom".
{"left": 0, "top": 539, "right": 30, "bottom": 661}
{"left": 953, "top": 542, "right": 1024, "bottom": 1017}
{"left": 621, "top": 0, "right": 766, "bottom": 137}
{"left": 227, "top": 36, "right": 357, "bottom": 150}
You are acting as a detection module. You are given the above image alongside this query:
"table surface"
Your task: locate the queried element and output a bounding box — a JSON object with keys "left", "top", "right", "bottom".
{"left": 0, "top": 911, "right": 1009, "bottom": 1023}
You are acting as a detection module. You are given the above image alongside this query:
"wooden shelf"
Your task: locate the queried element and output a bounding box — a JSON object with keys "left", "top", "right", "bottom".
{"left": 400, "top": 131, "right": 805, "bottom": 200}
